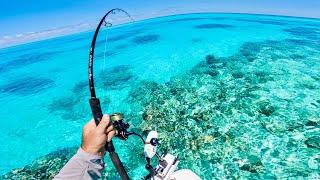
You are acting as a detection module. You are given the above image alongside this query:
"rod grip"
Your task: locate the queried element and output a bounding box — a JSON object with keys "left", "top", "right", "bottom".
{"left": 89, "top": 98, "right": 103, "bottom": 125}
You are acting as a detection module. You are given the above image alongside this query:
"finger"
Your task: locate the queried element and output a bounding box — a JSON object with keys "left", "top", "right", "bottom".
{"left": 105, "top": 125, "right": 114, "bottom": 134}
{"left": 96, "top": 115, "right": 110, "bottom": 133}
{"left": 107, "top": 130, "right": 116, "bottom": 142}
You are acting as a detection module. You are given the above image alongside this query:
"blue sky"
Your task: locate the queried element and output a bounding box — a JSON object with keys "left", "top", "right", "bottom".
{"left": 0, "top": 0, "right": 319, "bottom": 44}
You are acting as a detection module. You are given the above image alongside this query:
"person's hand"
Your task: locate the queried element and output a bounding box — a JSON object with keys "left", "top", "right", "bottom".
{"left": 81, "top": 115, "right": 116, "bottom": 156}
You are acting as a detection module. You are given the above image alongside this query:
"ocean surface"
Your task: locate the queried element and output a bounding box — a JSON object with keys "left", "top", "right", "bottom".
{"left": 0, "top": 13, "right": 319, "bottom": 179}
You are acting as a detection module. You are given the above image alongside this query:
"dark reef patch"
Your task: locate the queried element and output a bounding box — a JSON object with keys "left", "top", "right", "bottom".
{"left": 72, "top": 80, "right": 88, "bottom": 94}
{"left": 239, "top": 42, "right": 262, "bottom": 62}
{"left": 304, "top": 22, "right": 320, "bottom": 28}
{"left": 114, "top": 44, "right": 128, "bottom": 50}
{"left": 236, "top": 18, "right": 289, "bottom": 26}
{"left": 0, "top": 44, "right": 39, "bottom": 56}
{"left": 108, "top": 32, "right": 139, "bottom": 42}
{"left": 257, "top": 100, "right": 276, "bottom": 117}
{"left": 47, "top": 79, "right": 109, "bottom": 121}
{"left": 0, "top": 77, "right": 54, "bottom": 95}
{"left": 94, "top": 44, "right": 128, "bottom": 59}
{"left": 167, "top": 17, "right": 208, "bottom": 23}
{"left": 95, "top": 51, "right": 119, "bottom": 59}
{"left": 191, "top": 38, "right": 203, "bottom": 43}
{"left": 194, "top": 23, "right": 235, "bottom": 29}
{"left": 0, "top": 51, "right": 61, "bottom": 73}
{"left": 285, "top": 38, "right": 308, "bottom": 46}
{"left": 205, "top": 55, "right": 219, "bottom": 64}
{"left": 283, "top": 27, "right": 320, "bottom": 40}
{"left": 48, "top": 95, "right": 92, "bottom": 121}
{"left": 305, "top": 136, "right": 320, "bottom": 149}
{"left": 96, "top": 29, "right": 143, "bottom": 46}
{"left": 132, "top": 34, "right": 160, "bottom": 44}
{"left": 99, "top": 65, "right": 136, "bottom": 89}
{"left": 210, "top": 17, "right": 231, "bottom": 20}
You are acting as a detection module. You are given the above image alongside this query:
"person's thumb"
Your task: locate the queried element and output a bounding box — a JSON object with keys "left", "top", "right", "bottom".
{"left": 96, "top": 115, "right": 110, "bottom": 133}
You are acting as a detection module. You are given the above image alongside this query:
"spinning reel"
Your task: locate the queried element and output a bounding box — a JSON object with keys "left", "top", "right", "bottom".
{"left": 109, "top": 113, "right": 130, "bottom": 140}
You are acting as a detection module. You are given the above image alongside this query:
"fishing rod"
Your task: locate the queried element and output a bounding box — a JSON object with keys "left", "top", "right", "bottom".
{"left": 88, "top": 8, "right": 134, "bottom": 180}
{"left": 88, "top": 9, "right": 200, "bottom": 180}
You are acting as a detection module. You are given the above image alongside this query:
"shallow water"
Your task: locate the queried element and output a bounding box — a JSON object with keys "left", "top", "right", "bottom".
{"left": 0, "top": 13, "right": 319, "bottom": 179}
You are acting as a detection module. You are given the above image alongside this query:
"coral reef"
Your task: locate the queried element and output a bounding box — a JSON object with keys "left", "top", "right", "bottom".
{"left": 128, "top": 37, "right": 320, "bottom": 179}
{"left": 2, "top": 147, "right": 78, "bottom": 179}
{"left": 1, "top": 144, "right": 148, "bottom": 180}
{"left": 2, "top": 147, "right": 123, "bottom": 179}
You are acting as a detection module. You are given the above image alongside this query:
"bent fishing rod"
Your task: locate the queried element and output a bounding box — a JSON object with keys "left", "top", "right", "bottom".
{"left": 88, "top": 8, "right": 135, "bottom": 180}
{"left": 88, "top": 9, "right": 201, "bottom": 180}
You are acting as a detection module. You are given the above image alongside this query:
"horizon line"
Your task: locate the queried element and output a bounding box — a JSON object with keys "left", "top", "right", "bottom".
{"left": 1, "top": 11, "right": 320, "bottom": 50}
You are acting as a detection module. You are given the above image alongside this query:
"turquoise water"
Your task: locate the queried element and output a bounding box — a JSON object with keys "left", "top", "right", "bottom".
{"left": 0, "top": 13, "right": 319, "bottom": 179}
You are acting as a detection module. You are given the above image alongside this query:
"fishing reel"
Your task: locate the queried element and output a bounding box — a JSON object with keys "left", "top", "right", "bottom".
{"left": 109, "top": 113, "right": 145, "bottom": 143}
{"left": 110, "top": 113, "right": 130, "bottom": 140}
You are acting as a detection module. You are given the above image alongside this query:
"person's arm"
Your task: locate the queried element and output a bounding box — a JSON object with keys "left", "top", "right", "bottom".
{"left": 54, "top": 115, "right": 116, "bottom": 180}
{"left": 54, "top": 148, "right": 104, "bottom": 179}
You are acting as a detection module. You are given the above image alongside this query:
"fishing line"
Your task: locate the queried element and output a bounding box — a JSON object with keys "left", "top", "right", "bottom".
{"left": 100, "top": 12, "right": 134, "bottom": 112}
{"left": 101, "top": 23, "right": 110, "bottom": 101}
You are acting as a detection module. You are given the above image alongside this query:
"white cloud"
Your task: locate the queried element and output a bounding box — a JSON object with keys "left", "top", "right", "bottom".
{"left": 3, "top": 35, "right": 11, "bottom": 39}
